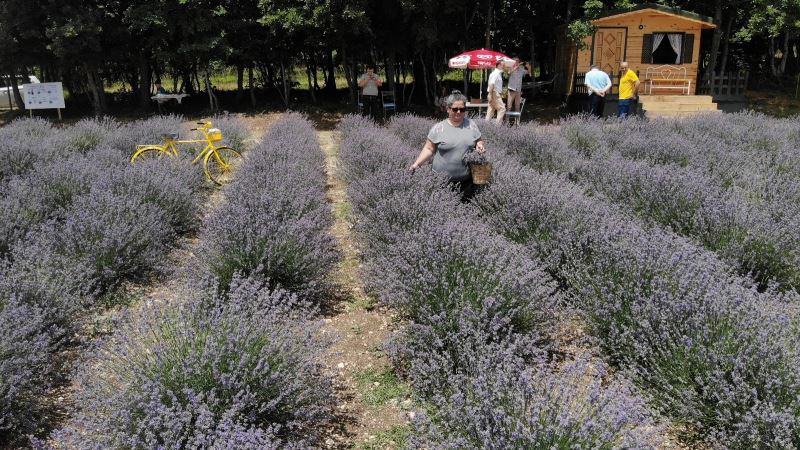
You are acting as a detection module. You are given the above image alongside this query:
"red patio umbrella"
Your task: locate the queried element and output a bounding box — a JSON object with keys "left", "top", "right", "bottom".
{"left": 448, "top": 48, "right": 511, "bottom": 69}
{"left": 448, "top": 48, "right": 511, "bottom": 100}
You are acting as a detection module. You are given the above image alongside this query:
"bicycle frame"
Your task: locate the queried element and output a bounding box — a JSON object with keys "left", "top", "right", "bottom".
{"left": 145, "top": 122, "right": 220, "bottom": 163}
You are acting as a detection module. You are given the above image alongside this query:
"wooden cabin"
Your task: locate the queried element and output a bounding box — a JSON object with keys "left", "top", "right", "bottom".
{"left": 556, "top": 4, "right": 720, "bottom": 117}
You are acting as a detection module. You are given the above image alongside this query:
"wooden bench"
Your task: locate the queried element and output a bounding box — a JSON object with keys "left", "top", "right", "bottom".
{"left": 644, "top": 65, "right": 691, "bottom": 95}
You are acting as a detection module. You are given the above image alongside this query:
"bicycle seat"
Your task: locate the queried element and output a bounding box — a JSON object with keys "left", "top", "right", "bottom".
{"left": 161, "top": 133, "right": 179, "bottom": 140}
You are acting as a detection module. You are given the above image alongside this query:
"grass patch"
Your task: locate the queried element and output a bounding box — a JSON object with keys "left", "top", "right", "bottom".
{"left": 353, "top": 424, "right": 411, "bottom": 450}
{"left": 354, "top": 368, "right": 409, "bottom": 407}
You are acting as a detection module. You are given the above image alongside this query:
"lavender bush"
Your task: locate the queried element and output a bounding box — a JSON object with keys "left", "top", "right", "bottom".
{"left": 0, "top": 298, "right": 60, "bottom": 444}
{"left": 54, "top": 279, "right": 334, "bottom": 448}
{"left": 472, "top": 152, "right": 800, "bottom": 447}
{"left": 0, "top": 115, "right": 220, "bottom": 444}
{"left": 476, "top": 115, "right": 800, "bottom": 292}
{"left": 409, "top": 339, "right": 663, "bottom": 449}
{"left": 339, "top": 117, "right": 665, "bottom": 447}
{"left": 199, "top": 115, "right": 338, "bottom": 300}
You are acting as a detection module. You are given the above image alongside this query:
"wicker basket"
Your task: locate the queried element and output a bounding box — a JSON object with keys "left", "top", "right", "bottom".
{"left": 470, "top": 162, "right": 492, "bottom": 185}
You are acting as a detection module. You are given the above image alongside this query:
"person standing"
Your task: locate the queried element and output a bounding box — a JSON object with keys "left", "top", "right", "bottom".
{"left": 358, "top": 65, "right": 383, "bottom": 119}
{"left": 617, "top": 61, "right": 640, "bottom": 118}
{"left": 507, "top": 58, "right": 531, "bottom": 113}
{"left": 486, "top": 60, "right": 506, "bottom": 124}
{"left": 410, "top": 91, "right": 486, "bottom": 202}
{"left": 584, "top": 64, "right": 612, "bottom": 118}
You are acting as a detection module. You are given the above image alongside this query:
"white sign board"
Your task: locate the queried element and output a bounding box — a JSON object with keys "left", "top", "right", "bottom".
{"left": 23, "top": 82, "right": 65, "bottom": 109}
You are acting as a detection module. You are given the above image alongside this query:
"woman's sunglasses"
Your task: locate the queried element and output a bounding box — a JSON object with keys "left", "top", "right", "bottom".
{"left": 450, "top": 107, "right": 466, "bottom": 113}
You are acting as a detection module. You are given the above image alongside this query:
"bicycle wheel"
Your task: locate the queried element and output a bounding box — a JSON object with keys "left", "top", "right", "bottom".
{"left": 131, "top": 145, "right": 171, "bottom": 163}
{"left": 204, "top": 146, "right": 242, "bottom": 185}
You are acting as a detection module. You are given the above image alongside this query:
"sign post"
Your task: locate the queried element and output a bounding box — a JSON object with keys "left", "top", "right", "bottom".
{"left": 23, "top": 82, "right": 65, "bottom": 120}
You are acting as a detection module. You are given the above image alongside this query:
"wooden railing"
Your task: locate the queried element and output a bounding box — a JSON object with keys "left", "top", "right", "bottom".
{"left": 698, "top": 71, "right": 748, "bottom": 99}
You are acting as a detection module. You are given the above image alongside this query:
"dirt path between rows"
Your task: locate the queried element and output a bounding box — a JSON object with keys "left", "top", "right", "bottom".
{"left": 317, "top": 130, "right": 410, "bottom": 449}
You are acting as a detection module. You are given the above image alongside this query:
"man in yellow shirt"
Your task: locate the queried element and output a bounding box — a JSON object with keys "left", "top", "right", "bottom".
{"left": 617, "top": 61, "right": 640, "bottom": 118}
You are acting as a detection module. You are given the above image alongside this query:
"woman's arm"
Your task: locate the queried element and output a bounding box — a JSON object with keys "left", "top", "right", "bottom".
{"left": 409, "top": 139, "right": 436, "bottom": 170}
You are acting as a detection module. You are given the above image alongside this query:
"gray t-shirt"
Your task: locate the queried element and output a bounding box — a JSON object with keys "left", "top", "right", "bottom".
{"left": 508, "top": 66, "right": 528, "bottom": 91}
{"left": 358, "top": 73, "right": 380, "bottom": 96}
{"left": 427, "top": 118, "right": 482, "bottom": 181}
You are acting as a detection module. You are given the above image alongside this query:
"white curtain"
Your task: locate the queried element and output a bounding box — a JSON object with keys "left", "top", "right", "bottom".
{"left": 652, "top": 33, "right": 665, "bottom": 57}
{"left": 667, "top": 34, "right": 683, "bottom": 63}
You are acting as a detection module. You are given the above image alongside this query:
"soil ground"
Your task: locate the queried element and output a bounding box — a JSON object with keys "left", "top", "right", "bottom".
{"left": 317, "top": 130, "right": 410, "bottom": 449}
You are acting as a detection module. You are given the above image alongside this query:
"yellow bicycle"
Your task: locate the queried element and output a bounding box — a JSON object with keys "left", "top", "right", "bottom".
{"left": 131, "top": 121, "right": 242, "bottom": 185}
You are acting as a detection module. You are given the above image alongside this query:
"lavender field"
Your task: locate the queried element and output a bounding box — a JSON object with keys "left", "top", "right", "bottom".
{"left": 1, "top": 111, "right": 798, "bottom": 448}
{"left": 382, "top": 112, "right": 800, "bottom": 448}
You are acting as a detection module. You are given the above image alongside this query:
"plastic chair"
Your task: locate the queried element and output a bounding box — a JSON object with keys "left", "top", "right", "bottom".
{"left": 505, "top": 97, "right": 526, "bottom": 125}
{"left": 381, "top": 91, "right": 397, "bottom": 118}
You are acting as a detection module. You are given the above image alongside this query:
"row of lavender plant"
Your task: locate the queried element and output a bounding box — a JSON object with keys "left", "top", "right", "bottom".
{"left": 0, "top": 118, "right": 214, "bottom": 442}
{"left": 197, "top": 114, "right": 339, "bottom": 301}
{"left": 0, "top": 116, "right": 231, "bottom": 444}
{"left": 468, "top": 115, "right": 800, "bottom": 292}
{"left": 340, "top": 115, "right": 663, "bottom": 447}
{"left": 387, "top": 114, "right": 800, "bottom": 447}
{"left": 50, "top": 115, "right": 338, "bottom": 447}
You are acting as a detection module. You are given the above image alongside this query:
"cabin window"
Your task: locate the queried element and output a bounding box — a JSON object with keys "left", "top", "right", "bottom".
{"left": 642, "top": 33, "right": 695, "bottom": 64}
{"left": 652, "top": 33, "right": 683, "bottom": 64}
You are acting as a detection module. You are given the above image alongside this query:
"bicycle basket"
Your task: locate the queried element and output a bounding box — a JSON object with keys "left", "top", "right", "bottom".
{"left": 207, "top": 128, "right": 223, "bottom": 142}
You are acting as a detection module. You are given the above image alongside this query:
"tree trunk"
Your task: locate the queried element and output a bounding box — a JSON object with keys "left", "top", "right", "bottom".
{"left": 530, "top": 26, "right": 537, "bottom": 94}
{"left": 248, "top": 64, "right": 256, "bottom": 108}
{"left": 138, "top": 52, "right": 151, "bottom": 109}
{"left": 770, "top": 36, "right": 779, "bottom": 78}
{"left": 325, "top": 49, "right": 337, "bottom": 93}
{"left": 10, "top": 72, "right": 24, "bottom": 108}
{"left": 83, "top": 63, "right": 107, "bottom": 115}
{"left": 306, "top": 63, "right": 316, "bottom": 103}
{"left": 484, "top": 0, "right": 493, "bottom": 49}
{"left": 706, "top": 0, "right": 723, "bottom": 75}
{"left": 236, "top": 63, "right": 244, "bottom": 105}
{"left": 779, "top": 32, "right": 790, "bottom": 75}
{"left": 341, "top": 45, "right": 356, "bottom": 103}
{"left": 420, "top": 53, "right": 431, "bottom": 105}
{"left": 386, "top": 50, "right": 396, "bottom": 94}
{"left": 5, "top": 74, "right": 14, "bottom": 110}
{"left": 719, "top": 13, "right": 733, "bottom": 74}
{"left": 204, "top": 68, "right": 218, "bottom": 111}
{"left": 279, "top": 59, "right": 290, "bottom": 107}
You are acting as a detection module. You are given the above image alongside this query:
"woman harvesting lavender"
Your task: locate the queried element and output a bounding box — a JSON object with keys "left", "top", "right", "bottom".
{"left": 409, "top": 91, "right": 486, "bottom": 201}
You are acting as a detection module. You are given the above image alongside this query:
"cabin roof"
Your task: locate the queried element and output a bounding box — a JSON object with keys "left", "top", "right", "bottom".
{"left": 595, "top": 3, "right": 717, "bottom": 29}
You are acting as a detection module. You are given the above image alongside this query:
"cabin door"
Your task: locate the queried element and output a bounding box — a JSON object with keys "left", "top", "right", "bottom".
{"left": 592, "top": 28, "right": 627, "bottom": 75}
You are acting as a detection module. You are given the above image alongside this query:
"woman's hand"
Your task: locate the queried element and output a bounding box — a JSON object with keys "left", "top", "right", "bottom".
{"left": 475, "top": 140, "right": 486, "bottom": 153}
{"left": 408, "top": 163, "right": 419, "bottom": 172}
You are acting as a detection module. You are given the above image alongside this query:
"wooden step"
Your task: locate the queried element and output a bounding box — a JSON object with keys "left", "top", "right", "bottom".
{"left": 642, "top": 103, "right": 719, "bottom": 112}
{"left": 646, "top": 110, "right": 722, "bottom": 118}
{"left": 638, "top": 95, "right": 714, "bottom": 104}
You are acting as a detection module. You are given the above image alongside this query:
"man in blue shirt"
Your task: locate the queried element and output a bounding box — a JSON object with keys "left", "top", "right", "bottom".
{"left": 584, "top": 64, "right": 612, "bottom": 118}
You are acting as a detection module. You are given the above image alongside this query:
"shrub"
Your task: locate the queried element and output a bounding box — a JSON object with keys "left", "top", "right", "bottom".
{"left": 0, "top": 298, "right": 60, "bottom": 444}
{"left": 199, "top": 115, "right": 338, "bottom": 300}
{"left": 409, "top": 341, "right": 663, "bottom": 448}
{"left": 53, "top": 280, "right": 334, "bottom": 448}
{"left": 473, "top": 149, "right": 800, "bottom": 447}
{"left": 14, "top": 189, "right": 174, "bottom": 298}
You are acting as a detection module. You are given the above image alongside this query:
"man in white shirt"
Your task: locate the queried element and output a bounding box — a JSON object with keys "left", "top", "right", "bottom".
{"left": 507, "top": 57, "right": 530, "bottom": 113}
{"left": 584, "top": 64, "right": 612, "bottom": 117}
{"left": 358, "top": 65, "right": 383, "bottom": 119}
{"left": 486, "top": 60, "right": 506, "bottom": 123}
